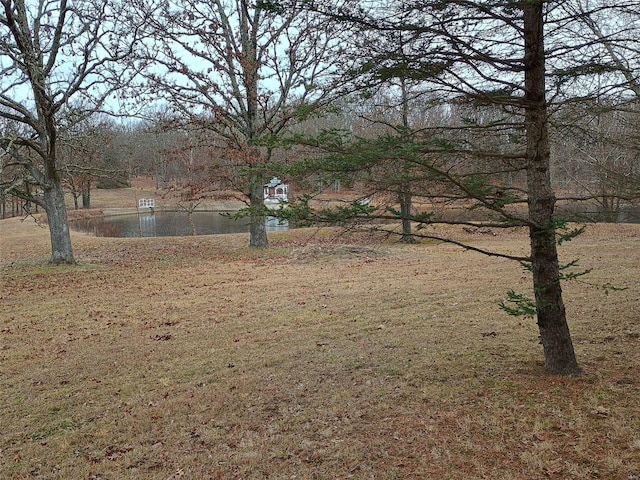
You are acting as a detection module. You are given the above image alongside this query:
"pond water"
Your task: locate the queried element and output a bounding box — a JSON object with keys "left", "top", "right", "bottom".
{"left": 71, "top": 211, "right": 289, "bottom": 237}
{"left": 70, "top": 204, "right": 639, "bottom": 238}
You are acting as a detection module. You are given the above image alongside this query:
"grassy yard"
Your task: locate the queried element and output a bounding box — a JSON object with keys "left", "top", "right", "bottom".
{"left": 1, "top": 204, "right": 639, "bottom": 479}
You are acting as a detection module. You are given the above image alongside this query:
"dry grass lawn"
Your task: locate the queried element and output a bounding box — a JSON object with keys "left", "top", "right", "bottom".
{"left": 1, "top": 190, "right": 639, "bottom": 479}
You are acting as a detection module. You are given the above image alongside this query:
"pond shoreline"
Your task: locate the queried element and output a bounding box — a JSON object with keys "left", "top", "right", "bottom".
{"left": 102, "top": 204, "right": 244, "bottom": 217}
{"left": 69, "top": 209, "right": 290, "bottom": 237}
{"left": 62, "top": 201, "right": 245, "bottom": 222}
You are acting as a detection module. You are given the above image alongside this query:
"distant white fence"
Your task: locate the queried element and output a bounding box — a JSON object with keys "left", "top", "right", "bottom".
{"left": 138, "top": 198, "right": 156, "bottom": 209}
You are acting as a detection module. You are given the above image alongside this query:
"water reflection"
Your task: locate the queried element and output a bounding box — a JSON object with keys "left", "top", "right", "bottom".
{"left": 71, "top": 211, "right": 289, "bottom": 237}
{"left": 139, "top": 213, "right": 157, "bottom": 236}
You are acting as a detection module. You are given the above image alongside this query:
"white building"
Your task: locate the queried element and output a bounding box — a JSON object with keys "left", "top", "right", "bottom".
{"left": 263, "top": 177, "right": 289, "bottom": 209}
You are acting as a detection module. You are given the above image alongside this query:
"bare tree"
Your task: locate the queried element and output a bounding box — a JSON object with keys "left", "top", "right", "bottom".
{"left": 135, "top": 0, "right": 348, "bottom": 247}
{"left": 0, "top": 0, "right": 143, "bottom": 263}
{"left": 549, "top": 1, "right": 640, "bottom": 219}
{"left": 551, "top": 101, "right": 640, "bottom": 222}
{"left": 60, "top": 117, "right": 118, "bottom": 210}
{"left": 557, "top": 0, "right": 640, "bottom": 100}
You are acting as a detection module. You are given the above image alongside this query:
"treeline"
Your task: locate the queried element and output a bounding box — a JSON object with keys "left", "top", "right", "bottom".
{"left": 3, "top": 97, "right": 636, "bottom": 224}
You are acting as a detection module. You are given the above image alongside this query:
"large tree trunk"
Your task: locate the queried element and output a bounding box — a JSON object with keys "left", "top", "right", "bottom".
{"left": 399, "top": 187, "right": 414, "bottom": 243}
{"left": 43, "top": 181, "right": 75, "bottom": 265}
{"left": 249, "top": 172, "right": 268, "bottom": 248}
{"left": 524, "top": 2, "right": 580, "bottom": 375}
{"left": 399, "top": 78, "right": 414, "bottom": 243}
{"left": 82, "top": 183, "right": 91, "bottom": 209}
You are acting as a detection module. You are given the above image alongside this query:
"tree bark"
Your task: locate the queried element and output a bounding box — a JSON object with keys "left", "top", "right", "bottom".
{"left": 524, "top": 2, "right": 580, "bottom": 375}
{"left": 43, "top": 181, "right": 75, "bottom": 265}
{"left": 238, "top": 2, "right": 268, "bottom": 249}
{"left": 249, "top": 171, "right": 268, "bottom": 248}
{"left": 82, "top": 183, "right": 91, "bottom": 209}
{"left": 399, "top": 187, "right": 414, "bottom": 242}
{"left": 399, "top": 77, "right": 414, "bottom": 243}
